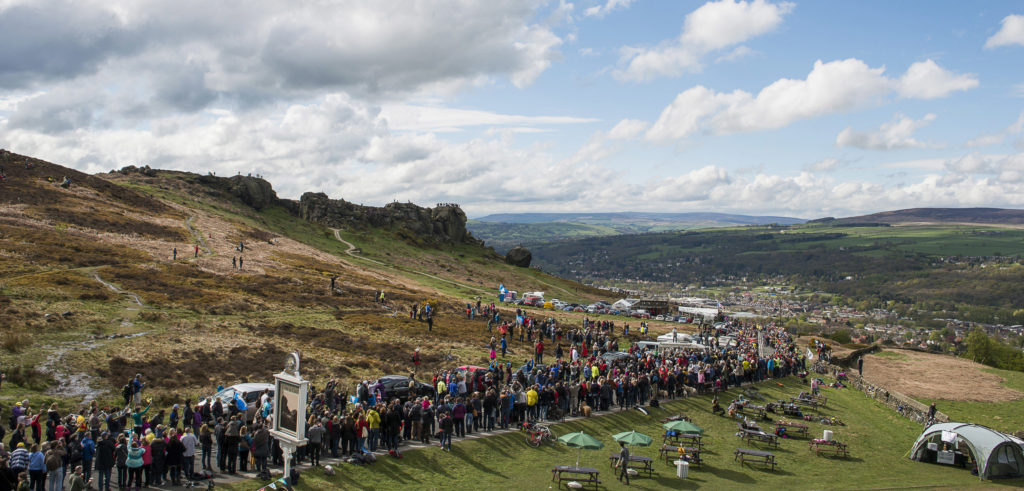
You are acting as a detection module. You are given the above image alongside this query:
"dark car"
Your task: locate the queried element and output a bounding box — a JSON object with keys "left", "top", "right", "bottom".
{"left": 376, "top": 375, "right": 433, "bottom": 402}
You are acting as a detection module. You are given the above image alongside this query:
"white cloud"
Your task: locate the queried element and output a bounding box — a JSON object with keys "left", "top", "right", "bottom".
{"left": 379, "top": 104, "right": 598, "bottom": 132}
{"left": 715, "top": 45, "right": 755, "bottom": 63}
{"left": 836, "top": 113, "right": 937, "bottom": 150}
{"left": 897, "top": 59, "right": 978, "bottom": 99}
{"left": 966, "top": 111, "right": 1024, "bottom": 147}
{"left": 805, "top": 157, "right": 842, "bottom": 172}
{"left": 566, "top": 118, "right": 648, "bottom": 165}
{"left": 985, "top": 14, "right": 1024, "bottom": 49}
{"left": 607, "top": 118, "right": 649, "bottom": 139}
{"left": 0, "top": 0, "right": 564, "bottom": 114}
{"left": 584, "top": 0, "right": 636, "bottom": 18}
{"left": 646, "top": 58, "right": 976, "bottom": 142}
{"left": 616, "top": 0, "right": 793, "bottom": 82}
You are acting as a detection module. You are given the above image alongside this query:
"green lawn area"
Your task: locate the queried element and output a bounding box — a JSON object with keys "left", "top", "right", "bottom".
{"left": 222, "top": 377, "right": 1024, "bottom": 490}
{"left": 919, "top": 367, "right": 1024, "bottom": 434}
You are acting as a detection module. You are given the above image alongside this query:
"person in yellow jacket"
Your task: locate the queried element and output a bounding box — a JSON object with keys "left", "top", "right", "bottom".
{"left": 437, "top": 379, "right": 447, "bottom": 398}
{"left": 526, "top": 386, "right": 539, "bottom": 421}
{"left": 591, "top": 365, "right": 599, "bottom": 380}
{"left": 366, "top": 407, "right": 381, "bottom": 452}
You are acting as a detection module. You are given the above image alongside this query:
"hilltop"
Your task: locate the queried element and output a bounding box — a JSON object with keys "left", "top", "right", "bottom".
{"left": 827, "top": 207, "right": 1024, "bottom": 226}
{"left": 0, "top": 150, "right": 617, "bottom": 404}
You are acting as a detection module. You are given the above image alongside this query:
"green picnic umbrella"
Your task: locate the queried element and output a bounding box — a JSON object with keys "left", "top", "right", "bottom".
{"left": 663, "top": 420, "right": 704, "bottom": 435}
{"left": 558, "top": 431, "right": 605, "bottom": 467}
{"left": 612, "top": 431, "right": 653, "bottom": 447}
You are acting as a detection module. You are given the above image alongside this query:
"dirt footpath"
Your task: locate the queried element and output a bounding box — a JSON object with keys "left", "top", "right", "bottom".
{"left": 862, "top": 349, "right": 1023, "bottom": 402}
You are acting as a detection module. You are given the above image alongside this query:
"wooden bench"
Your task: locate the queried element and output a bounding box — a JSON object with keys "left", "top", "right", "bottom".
{"left": 551, "top": 466, "right": 601, "bottom": 490}
{"left": 809, "top": 440, "right": 849, "bottom": 457}
{"left": 608, "top": 454, "right": 655, "bottom": 477}
{"left": 735, "top": 448, "right": 777, "bottom": 471}
{"left": 740, "top": 428, "right": 779, "bottom": 447}
{"left": 659, "top": 445, "right": 701, "bottom": 467}
{"left": 774, "top": 420, "right": 809, "bottom": 437}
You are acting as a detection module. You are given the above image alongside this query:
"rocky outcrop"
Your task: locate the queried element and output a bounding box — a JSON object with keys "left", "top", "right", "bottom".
{"left": 225, "top": 176, "right": 277, "bottom": 210}
{"left": 299, "top": 192, "right": 480, "bottom": 245}
{"left": 505, "top": 246, "right": 532, "bottom": 267}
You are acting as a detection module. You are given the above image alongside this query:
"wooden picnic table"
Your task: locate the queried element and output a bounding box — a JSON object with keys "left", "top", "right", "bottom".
{"left": 774, "top": 420, "right": 809, "bottom": 437}
{"left": 735, "top": 448, "right": 777, "bottom": 470}
{"left": 664, "top": 432, "right": 704, "bottom": 450}
{"left": 739, "top": 428, "right": 779, "bottom": 447}
{"left": 608, "top": 454, "right": 655, "bottom": 477}
{"left": 791, "top": 397, "right": 822, "bottom": 409}
{"left": 551, "top": 466, "right": 601, "bottom": 490}
{"left": 659, "top": 445, "right": 701, "bottom": 467}
{"left": 809, "top": 440, "right": 849, "bottom": 457}
{"left": 737, "top": 403, "right": 767, "bottom": 419}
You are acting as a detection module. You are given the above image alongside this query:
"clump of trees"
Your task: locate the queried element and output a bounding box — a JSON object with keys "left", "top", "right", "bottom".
{"left": 964, "top": 328, "right": 1024, "bottom": 372}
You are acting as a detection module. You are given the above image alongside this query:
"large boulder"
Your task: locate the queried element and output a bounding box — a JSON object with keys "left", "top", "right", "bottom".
{"left": 227, "top": 176, "right": 277, "bottom": 210}
{"left": 505, "top": 246, "right": 532, "bottom": 267}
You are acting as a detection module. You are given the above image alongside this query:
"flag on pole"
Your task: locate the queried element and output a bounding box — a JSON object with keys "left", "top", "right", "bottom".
{"left": 806, "top": 348, "right": 814, "bottom": 360}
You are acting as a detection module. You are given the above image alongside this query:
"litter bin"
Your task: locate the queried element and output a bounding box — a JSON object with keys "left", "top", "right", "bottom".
{"left": 674, "top": 460, "right": 689, "bottom": 478}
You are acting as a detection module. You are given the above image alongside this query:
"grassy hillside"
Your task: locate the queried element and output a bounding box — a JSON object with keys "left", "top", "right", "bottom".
{"left": 0, "top": 152, "right": 617, "bottom": 409}
{"left": 222, "top": 376, "right": 1023, "bottom": 490}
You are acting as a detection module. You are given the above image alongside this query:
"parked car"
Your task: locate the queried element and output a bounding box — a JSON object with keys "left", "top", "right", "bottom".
{"left": 197, "top": 383, "right": 273, "bottom": 423}
{"left": 375, "top": 375, "right": 434, "bottom": 402}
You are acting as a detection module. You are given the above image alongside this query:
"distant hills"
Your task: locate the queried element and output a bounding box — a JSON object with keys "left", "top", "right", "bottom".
{"left": 832, "top": 207, "right": 1024, "bottom": 225}
{"left": 469, "top": 212, "right": 805, "bottom": 253}
{"left": 474, "top": 211, "right": 805, "bottom": 226}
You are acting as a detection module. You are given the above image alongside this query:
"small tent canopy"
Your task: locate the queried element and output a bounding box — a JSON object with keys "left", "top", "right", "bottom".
{"left": 910, "top": 422, "right": 1024, "bottom": 479}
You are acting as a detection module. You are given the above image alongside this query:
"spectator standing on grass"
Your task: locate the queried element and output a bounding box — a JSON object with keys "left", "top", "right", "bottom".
{"left": 95, "top": 431, "right": 114, "bottom": 491}
{"left": 26, "top": 444, "right": 43, "bottom": 491}
{"left": 858, "top": 357, "right": 864, "bottom": 376}
{"left": 172, "top": 248, "right": 176, "bottom": 260}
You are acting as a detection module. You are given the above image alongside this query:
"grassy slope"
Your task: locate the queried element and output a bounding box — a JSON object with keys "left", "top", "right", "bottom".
{"left": 918, "top": 367, "right": 1024, "bottom": 433}
{"left": 223, "top": 377, "right": 1023, "bottom": 490}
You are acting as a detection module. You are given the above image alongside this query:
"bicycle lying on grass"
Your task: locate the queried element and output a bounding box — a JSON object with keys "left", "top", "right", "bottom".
{"left": 521, "top": 420, "right": 555, "bottom": 447}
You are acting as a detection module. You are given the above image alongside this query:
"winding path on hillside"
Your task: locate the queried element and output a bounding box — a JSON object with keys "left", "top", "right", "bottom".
{"left": 93, "top": 272, "right": 145, "bottom": 306}
{"left": 331, "top": 228, "right": 492, "bottom": 296}
{"left": 185, "top": 216, "right": 212, "bottom": 254}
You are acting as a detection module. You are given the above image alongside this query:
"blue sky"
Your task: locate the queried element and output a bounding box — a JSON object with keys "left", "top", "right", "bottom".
{"left": 1, "top": 1, "right": 1022, "bottom": 218}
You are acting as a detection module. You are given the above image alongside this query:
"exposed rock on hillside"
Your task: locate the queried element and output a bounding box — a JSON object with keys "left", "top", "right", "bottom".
{"left": 299, "top": 192, "right": 480, "bottom": 245}
{"left": 224, "top": 175, "right": 277, "bottom": 210}
{"left": 505, "top": 246, "right": 532, "bottom": 267}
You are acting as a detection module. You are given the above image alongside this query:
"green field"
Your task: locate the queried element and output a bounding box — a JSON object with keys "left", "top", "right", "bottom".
{"left": 223, "top": 377, "right": 1023, "bottom": 490}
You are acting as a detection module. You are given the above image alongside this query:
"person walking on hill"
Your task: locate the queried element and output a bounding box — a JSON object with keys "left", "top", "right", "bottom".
{"left": 857, "top": 357, "right": 864, "bottom": 376}
{"left": 617, "top": 441, "right": 631, "bottom": 485}
{"left": 172, "top": 248, "right": 177, "bottom": 261}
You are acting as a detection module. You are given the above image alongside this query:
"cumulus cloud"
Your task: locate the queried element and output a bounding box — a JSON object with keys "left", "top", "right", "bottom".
{"left": 985, "top": 14, "right": 1024, "bottom": 49}
{"left": 897, "top": 60, "right": 978, "bottom": 99}
{"left": 616, "top": 0, "right": 793, "bottom": 82}
{"left": 584, "top": 0, "right": 636, "bottom": 18}
{"left": 0, "top": 0, "right": 564, "bottom": 115}
{"left": 646, "top": 58, "right": 976, "bottom": 141}
{"left": 836, "top": 113, "right": 937, "bottom": 150}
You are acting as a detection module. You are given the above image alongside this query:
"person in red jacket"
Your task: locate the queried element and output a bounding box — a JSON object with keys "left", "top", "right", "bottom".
{"left": 535, "top": 340, "right": 544, "bottom": 364}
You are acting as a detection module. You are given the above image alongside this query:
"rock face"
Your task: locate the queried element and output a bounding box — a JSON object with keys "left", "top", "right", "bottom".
{"left": 226, "top": 176, "right": 277, "bottom": 211}
{"left": 505, "top": 246, "right": 532, "bottom": 267}
{"left": 299, "top": 192, "right": 479, "bottom": 245}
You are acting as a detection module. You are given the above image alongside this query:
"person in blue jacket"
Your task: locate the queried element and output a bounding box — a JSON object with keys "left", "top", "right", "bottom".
{"left": 80, "top": 433, "right": 96, "bottom": 484}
